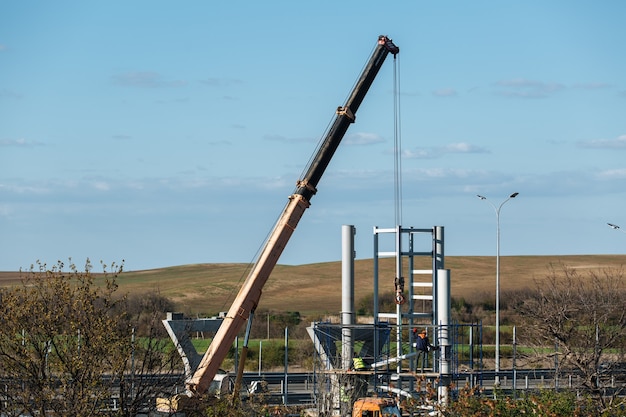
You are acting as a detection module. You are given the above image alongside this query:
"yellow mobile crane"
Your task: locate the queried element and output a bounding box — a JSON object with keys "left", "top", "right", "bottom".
{"left": 159, "top": 35, "right": 399, "bottom": 413}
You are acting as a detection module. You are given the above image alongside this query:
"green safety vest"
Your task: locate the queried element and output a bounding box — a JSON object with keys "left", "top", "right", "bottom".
{"left": 353, "top": 357, "right": 366, "bottom": 370}
{"left": 340, "top": 386, "right": 350, "bottom": 402}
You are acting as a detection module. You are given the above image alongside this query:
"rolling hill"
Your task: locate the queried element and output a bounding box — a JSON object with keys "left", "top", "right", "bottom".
{"left": 2, "top": 255, "right": 625, "bottom": 317}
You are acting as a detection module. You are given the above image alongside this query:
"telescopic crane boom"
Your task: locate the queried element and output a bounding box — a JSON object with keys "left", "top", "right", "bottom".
{"left": 187, "top": 35, "right": 399, "bottom": 397}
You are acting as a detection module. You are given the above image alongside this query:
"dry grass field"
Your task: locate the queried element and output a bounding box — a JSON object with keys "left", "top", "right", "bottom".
{"left": 2, "top": 254, "right": 625, "bottom": 317}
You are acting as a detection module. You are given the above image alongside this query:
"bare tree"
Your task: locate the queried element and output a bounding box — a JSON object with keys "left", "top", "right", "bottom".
{"left": 115, "top": 292, "right": 184, "bottom": 417}
{"left": 514, "top": 264, "right": 626, "bottom": 410}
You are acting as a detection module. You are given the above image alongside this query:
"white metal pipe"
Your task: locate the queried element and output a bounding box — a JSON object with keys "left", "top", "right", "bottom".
{"left": 437, "top": 269, "right": 451, "bottom": 405}
{"left": 341, "top": 225, "right": 356, "bottom": 370}
{"left": 434, "top": 226, "right": 444, "bottom": 270}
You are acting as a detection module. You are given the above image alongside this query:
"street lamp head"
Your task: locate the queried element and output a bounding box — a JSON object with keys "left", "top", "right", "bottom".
{"left": 477, "top": 195, "right": 486, "bottom": 200}
{"left": 608, "top": 223, "right": 620, "bottom": 230}
{"left": 510, "top": 192, "right": 519, "bottom": 198}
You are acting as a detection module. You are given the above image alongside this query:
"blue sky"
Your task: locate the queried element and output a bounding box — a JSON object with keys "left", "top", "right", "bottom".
{"left": 1, "top": 2, "right": 625, "bottom": 272}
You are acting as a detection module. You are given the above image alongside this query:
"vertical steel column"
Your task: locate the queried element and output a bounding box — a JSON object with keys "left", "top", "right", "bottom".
{"left": 433, "top": 226, "right": 444, "bottom": 326}
{"left": 437, "top": 268, "right": 451, "bottom": 405}
{"left": 408, "top": 231, "right": 416, "bottom": 374}
{"left": 373, "top": 227, "right": 380, "bottom": 324}
{"left": 283, "top": 327, "right": 289, "bottom": 405}
{"left": 341, "top": 225, "right": 356, "bottom": 370}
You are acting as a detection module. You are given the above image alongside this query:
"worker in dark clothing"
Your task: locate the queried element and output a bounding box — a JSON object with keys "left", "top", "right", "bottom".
{"left": 413, "top": 328, "right": 435, "bottom": 372}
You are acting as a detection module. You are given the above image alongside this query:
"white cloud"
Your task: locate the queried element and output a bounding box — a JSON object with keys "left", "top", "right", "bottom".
{"left": 432, "top": 88, "right": 458, "bottom": 97}
{"left": 495, "top": 78, "right": 565, "bottom": 98}
{"left": 572, "top": 82, "right": 611, "bottom": 90}
{"left": 92, "top": 182, "right": 111, "bottom": 191}
{"left": 577, "top": 134, "right": 626, "bottom": 149}
{"left": 403, "top": 148, "right": 435, "bottom": 159}
{"left": 345, "top": 132, "right": 384, "bottom": 145}
{"left": 403, "top": 142, "right": 489, "bottom": 159}
{"left": 597, "top": 168, "right": 626, "bottom": 179}
{"left": 443, "top": 142, "right": 489, "bottom": 153}
{"left": 0, "top": 183, "right": 52, "bottom": 195}
{"left": 0, "top": 138, "right": 45, "bottom": 147}
{"left": 198, "top": 77, "right": 243, "bottom": 86}
{"left": 111, "top": 71, "right": 186, "bottom": 88}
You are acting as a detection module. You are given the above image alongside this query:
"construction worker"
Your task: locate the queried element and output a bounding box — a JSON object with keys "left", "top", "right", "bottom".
{"left": 340, "top": 382, "right": 351, "bottom": 415}
{"left": 413, "top": 328, "right": 435, "bottom": 372}
{"left": 352, "top": 352, "right": 368, "bottom": 371}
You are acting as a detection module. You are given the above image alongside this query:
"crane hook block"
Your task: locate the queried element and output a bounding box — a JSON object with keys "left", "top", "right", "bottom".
{"left": 394, "top": 276, "right": 405, "bottom": 305}
{"left": 395, "top": 292, "right": 406, "bottom": 305}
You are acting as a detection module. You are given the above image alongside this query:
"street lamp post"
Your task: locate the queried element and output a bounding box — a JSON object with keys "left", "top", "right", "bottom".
{"left": 477, "top": 192, "right": 519, "bottom": 384}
